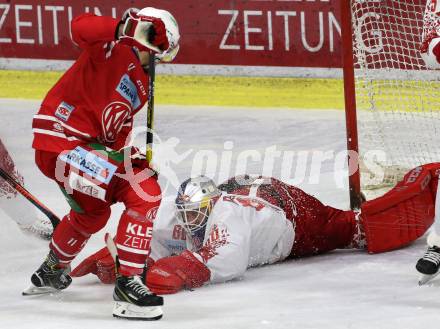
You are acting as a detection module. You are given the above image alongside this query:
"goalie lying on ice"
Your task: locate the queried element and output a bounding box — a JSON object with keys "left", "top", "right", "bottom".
{"left": 72, "top": 165, "right": 437, "bottom": 294}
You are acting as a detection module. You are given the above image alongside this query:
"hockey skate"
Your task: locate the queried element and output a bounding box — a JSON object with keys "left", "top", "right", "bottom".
{"left": 23, "top": 250, "right": 72, "bottom": 295}
{"left": 416, "top": 246, "right": 440, "bottom": 285}
{"left": 113, "top": 274, "right": 163, "bottom": 320}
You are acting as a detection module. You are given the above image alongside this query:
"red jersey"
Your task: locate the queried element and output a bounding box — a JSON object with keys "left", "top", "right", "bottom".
{"left": 218, "top": 176, "right": 299, "bottom": 221}
{"left": 32, "top": 14, "right": 150, "bottom": 153}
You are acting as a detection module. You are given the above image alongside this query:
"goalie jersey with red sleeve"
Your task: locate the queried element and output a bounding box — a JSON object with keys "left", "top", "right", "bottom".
{"left": 32, "top": 14, "right": 150, "bottom": 153}
{"left": 197, "top": 194, "right": 295, "bottom": 282}
{"left": 149, "top": 190, "right": 295, "bottom": 284}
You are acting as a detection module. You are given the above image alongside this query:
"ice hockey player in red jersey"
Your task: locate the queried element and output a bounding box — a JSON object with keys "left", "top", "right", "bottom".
{"left": 25, "top": 7, "right": 180, "bottom": 320}
{"left": 420, "top": 0, "right": 440, "bottom": 68}
{"left": 0, "top": 138, "right": 52, "bottom": 240}
{"left": 72, "top": 165, "right": 435, "bottom": 294}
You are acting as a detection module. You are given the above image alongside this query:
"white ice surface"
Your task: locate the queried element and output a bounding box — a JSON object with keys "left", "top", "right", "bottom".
{"left": 0, "top": 99, "right": 438, "bottom": 329}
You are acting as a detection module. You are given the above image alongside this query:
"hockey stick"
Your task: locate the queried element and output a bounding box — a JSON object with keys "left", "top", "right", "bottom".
{"left": 0, "top": 167, "right": 60, "bottom": 229}
{"left": 105, "top": 232, "right": 118, "bottom": 264}
{"left": 146, "top": 53, "right": 156, "bottom": 163}
{"left": 105, "top": 232, "right": 121, "bottom": 276}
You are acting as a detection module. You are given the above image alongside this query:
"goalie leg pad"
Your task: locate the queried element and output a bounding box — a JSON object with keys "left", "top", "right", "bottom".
{"left": 115, "top": 209, "right": 155, "bottom": 277}
{"left": 361, "top": 166, "right": 435, "bottom": 253}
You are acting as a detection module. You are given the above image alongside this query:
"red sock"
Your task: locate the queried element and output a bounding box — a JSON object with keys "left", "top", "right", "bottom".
{"left": 115, "top": 209, "right": 153, "bottom": 276}
{"left": 49, "top": 215, "right": 90, "bottom": 267}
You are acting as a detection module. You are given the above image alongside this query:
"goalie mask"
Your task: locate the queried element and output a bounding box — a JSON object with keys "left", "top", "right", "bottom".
{"left": 175, "top": 176, "right": 221, "bottom": 248}
{"left": 138, "top": 7, "right": 180, "bottom": 62}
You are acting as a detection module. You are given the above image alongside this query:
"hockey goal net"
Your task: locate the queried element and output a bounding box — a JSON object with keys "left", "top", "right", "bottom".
{"left": 343, "top": 0, "right": 440, "bottom": 202}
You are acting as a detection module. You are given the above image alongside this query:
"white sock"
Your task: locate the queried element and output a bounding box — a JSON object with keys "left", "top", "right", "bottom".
{"left": 427, "top": 231, "right": 440, "bottom": 248}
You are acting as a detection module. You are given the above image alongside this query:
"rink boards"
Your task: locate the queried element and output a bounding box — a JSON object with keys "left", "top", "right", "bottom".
{"left": 3, "top": 70, "right": 440, "bottom": 111}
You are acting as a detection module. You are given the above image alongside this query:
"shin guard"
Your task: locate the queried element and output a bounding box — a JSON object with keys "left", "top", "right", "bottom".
{"left": 49, "top": 215, "right": 90, "bottom": 267}
{"left": 115, "top": 209, "right": 154, "bottom": 276}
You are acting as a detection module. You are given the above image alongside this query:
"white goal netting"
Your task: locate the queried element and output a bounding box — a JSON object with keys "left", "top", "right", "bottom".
{"left": 350, "top": 0, "right": 440, "bottom": 189}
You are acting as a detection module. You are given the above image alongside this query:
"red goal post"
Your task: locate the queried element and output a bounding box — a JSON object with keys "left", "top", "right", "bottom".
{"left": 341, "top": 0, "right": 362, "bottom": 210}
{"left": 341, "top": 0, "right": 440, "bottom": 209}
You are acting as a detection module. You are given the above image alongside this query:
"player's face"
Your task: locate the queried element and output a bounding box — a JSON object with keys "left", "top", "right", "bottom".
{"left": 185, "top": 208, "right": 208, "bottom": 227}
{"left": 176, "top": 204, "right": 211, "bottom": 234}
{"left": 139, "top": 50, "right": 151, "bottom": 66}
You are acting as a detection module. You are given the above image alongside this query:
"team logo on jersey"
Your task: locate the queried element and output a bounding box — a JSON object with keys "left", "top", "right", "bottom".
{"left": 59, "top": 146, "right": 117, "bottom": 185}
{"left": 199, "top": 224, "right": 230, "bottom": 262}
{"left": 55, "top": 101, "right": 75, "bottom": 122}
{"left": 53, "top": 122, "right": 64, "bottom": 133}
{"left": 116, "top": 74, "right": 141, "bottom": 109}
{"left": 101, "top": 102, "right": 130, "bottom": 143}
{"left": 146, "top": 206, "right": 159, "bottom": 221}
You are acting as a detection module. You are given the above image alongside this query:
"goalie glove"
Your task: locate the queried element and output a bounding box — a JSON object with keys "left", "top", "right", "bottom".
{"left": 146, "top": 250, "right": 211, "bottom": 294}
{"left": 120, "top": 146, "right": 159, "bottom": 178}
{"left": 118, "top": 9, "right": 169, "bottom": 53}
{"left": 70, "top": 247, "right": 116, "bottom": 284}
{"left": 71, "top": 245, "right": 156, "bottom": 284}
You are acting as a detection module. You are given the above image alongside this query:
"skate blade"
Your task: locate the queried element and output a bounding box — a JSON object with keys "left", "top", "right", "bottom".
{"left": 22, "top": 285, "right": 60, "bottom": 296}
{"left": 113, "top": 301, "right": 163, "bottom": 321}
{"left": 418, "top": 271, "right": 440, "bottom": 286}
